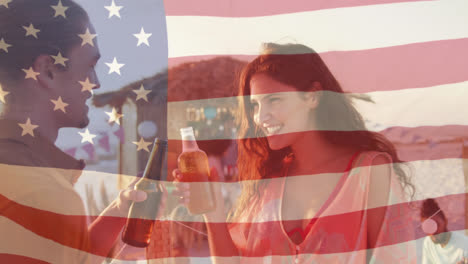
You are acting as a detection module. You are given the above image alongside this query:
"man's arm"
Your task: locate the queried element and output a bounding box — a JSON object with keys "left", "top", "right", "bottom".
{"left": 366, "top": 154, "right": 416, "bottom": 263}
{"left": 0, "top": 186, "right": 90, "bottom": 264}
{"left": 87, "top": 200, "right": 127, "bottom": 259}
{"left": 87, "top": 181, "right": 161, "bottom": 262}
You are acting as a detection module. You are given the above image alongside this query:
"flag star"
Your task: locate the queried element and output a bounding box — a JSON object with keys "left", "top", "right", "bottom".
{"left": 104, "top": 0, "right": 123, "bottom": 19}
{"left": 23, "top": 23, "right": 40, "bottom": 39}
{"left": 0, "top": 0, "right": 12, "bottom": 8}
{"left": 133, "top": 137, "right": 151, "bottom": 152}
{"left": 50, "top": 96, "right": 68, "bottom": 113}
{"left": 79, "top": 77, "right": 96, "bottom": 93}
{"left": 0, "top": 84, "right": 9, "bottom": 103}
{"left": 78, "top": 128, "right": 97, "bottom": 144}
{"left": 51, "top": 52, "right": 69, "bottom": 67}
{"left": 78, "top": 28, "right": 97, "bottom": 47}
{"left": 105, "top": 107, "right": 124, "bottom": 125}
{"left": 133, "top": 27, "right": 152, "bottom": 47}
{"left": 18, "top": 118, "right": 39, "bottom": 137}
{"left": 51, "top": 0, "right": 69, "bottom": 18}
{"left": 133, "top": 84, "right": 151, "bottom": 102}
{"left": 105, "top": 57, "right": 124, "bottom": 75}
{"left": 22, "top": 67, "right": 40, "bottom": 80}
{"left": 0, "top": 38, "right": 12, "bottom": 53}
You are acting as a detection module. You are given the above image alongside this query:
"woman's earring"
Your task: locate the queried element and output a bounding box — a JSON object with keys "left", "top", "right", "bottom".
{"left": 422, "top": 218, "right": 438, "bottom": 234}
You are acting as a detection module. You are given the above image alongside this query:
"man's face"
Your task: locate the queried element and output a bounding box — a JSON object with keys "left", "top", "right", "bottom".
{"left": 54, "top": 22, "right": 100, "bottom": 129}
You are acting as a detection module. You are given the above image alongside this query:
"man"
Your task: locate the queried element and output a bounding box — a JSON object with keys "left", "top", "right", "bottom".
{"left": 421, "top": 198, "right": 468, "bottom": 264}
{"left": 0, "top": 1, "right": 149, "bottom": 263}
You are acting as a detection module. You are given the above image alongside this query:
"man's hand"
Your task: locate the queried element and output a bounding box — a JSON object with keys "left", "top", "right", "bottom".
{"left": 114, "top": 176, "right": 167, "bottom": 218}
{"left": 115, "top": 177, "right": 147, "bottom": 216}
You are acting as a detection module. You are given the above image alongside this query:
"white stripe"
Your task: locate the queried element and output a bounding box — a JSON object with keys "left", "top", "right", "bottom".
{"left": 354, "top": 81, "right": 468, "bottom": 130}
{"left": 163, "top": 159, "right": 466, "bottom": 223}
{"left": 166, "top": 0, "right": 468, "bottom": 58}
{"left": 168, "top": 81, "right": 468, "bottom": 140}
{"left": 0, "top": 217, "right": 102, "bottom": 264}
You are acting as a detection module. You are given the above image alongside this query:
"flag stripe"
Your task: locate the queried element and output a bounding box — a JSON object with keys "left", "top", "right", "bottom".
{"left": 163, "top": 0, "right": 434, "bottom": 17}
{"left": 0, "top": 211, "right": 96, "bottom": 263}
{"left": 168, "top": 38, "right": 468, "bottom": 102}
{"left": 166, "top": 0, "right": 468, "bottom": 58}
{"left": 0, "top": 254, "right": 50, "bottom": 264}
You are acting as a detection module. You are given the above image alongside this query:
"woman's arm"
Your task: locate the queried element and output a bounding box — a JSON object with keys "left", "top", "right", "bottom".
{"left": 203, "top": 169, "right": 241, "bottom": 264}
{"left": 367, "top": 154, "right": 391, "bottom": 248}
{"left": 366, "top": 154, "right": 392, "bottom": 263}
{"left": 204, "top": 214, "right": 241, "bottom": 264}
{"left": 366, "top": 153, "right": 417, "bottom": 263}
{"left": 174, "top": 167, "right": 241, "bottom": 264}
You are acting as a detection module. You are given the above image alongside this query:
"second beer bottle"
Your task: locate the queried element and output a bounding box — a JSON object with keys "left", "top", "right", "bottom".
{"left": 122, "top": 138, "right": 167, "bottom": 248}
{"left": 178, "top": 127, "right": 216, "bottom": 214}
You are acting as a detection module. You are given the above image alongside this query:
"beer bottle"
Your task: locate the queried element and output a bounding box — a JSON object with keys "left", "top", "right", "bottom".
{"left": 178, "top": 127, "right": 216, "bottom": 214}
{"left": 122, "top": 138, "right": 167, "bottom": 247}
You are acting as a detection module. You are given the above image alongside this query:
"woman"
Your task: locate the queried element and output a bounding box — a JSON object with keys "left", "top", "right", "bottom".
{"left": 0, "top": 1, "right": 157, "bottom": 263}
{"left": 174, "top": 43, "right": 415, "bottom": 263}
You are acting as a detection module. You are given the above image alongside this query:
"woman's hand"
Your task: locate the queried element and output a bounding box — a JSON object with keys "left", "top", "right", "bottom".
{"left": 172, "top": 167, "right": 226, "bottom": 221}
{"left": 171, "top": 168, "right": 189, "bottom": 206}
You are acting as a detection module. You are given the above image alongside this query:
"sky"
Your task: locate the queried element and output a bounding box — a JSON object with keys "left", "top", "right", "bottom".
{"left": 57, "top": 0, "right": 168, "bottom": 148}
{"left": 76, "top": 0, "right": 168, "bottom": 93}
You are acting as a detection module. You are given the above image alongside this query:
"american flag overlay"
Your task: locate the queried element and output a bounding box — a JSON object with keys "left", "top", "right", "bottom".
{"left": 1, "top": 0, "right": 468, "bottom": 263}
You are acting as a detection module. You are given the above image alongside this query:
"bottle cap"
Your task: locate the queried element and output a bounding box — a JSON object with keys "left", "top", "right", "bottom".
{"left": 180, "top": 127, "right": 195, "bottom": 140}
{"left": 154, "top": 138, "right": 168, "bottom": 147}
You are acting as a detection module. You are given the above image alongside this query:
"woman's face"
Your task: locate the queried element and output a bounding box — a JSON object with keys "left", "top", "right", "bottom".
{"left": 249, "top": 73, "right": 317, "bottom": 150}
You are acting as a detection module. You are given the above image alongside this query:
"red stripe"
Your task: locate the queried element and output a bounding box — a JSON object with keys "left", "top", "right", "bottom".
{"left": 164, "top": 0, "right": 434, "bottom": 17}
{"left": 324, "top": 38, "right": 468, "bottom": 93}
{"left": 146, "top": 194, "right": 466, "bottom": 258}
{"left": 0, "top": 254, "right": 50, "bottom": 264}
{"left": 167, "top": 38, "right": 468, "bottom": 102}
{"left": 0, "top": 193, "right": 111, "bottom": 258}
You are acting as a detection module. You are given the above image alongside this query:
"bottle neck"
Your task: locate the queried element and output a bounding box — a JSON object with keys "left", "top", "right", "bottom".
{"left": 142, "top": 141, "right": 167, "bottom": 181}
{"left": 182, "top": 136, "right": 199, "bottom": 152}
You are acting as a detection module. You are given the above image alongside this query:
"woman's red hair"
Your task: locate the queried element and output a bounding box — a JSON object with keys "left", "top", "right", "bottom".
{"left": 232, "top": 43, "right": 413, "bottom": 219}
